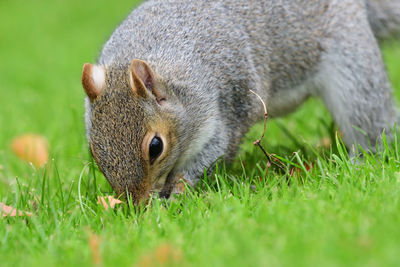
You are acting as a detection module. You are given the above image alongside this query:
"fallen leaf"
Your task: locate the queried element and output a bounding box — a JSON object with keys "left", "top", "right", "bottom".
{"left": 137, "top": 243, "right": 183, "bottom": 267}
{"left": 89, "top": 232, "right": 102, "bottom": 266}
{"left": 11, "top": 134, "right": 49, "bottom": 168}
{"left": 0, "top": 202, "right": 32, "bottom": 217}
{"left": 97, "top": 196, "right": 122, "bottom": 210}
{"left": 317, "top": 136, "right": 332, "bottom": 149}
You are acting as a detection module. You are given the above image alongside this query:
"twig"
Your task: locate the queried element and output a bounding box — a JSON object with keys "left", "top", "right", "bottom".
{"left": 249, "top": 90, "right": 286, "bottom": 173}
{"left": 249, "top": 90, "right": 268, "bottom": 142}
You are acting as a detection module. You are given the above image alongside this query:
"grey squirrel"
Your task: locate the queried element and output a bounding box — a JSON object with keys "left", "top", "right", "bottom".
{"left": 82, "top": 0, "right": 400, "bottom": 203}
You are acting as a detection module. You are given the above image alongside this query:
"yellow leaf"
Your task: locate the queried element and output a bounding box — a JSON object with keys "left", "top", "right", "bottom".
{"left": 136, "top": 243, "right": 183, "bottom": 267}
{"left": 97, "top": 196, "right": 122, "bottom": 210}
{"left": 11, "top": 134, "right": 49, "bottom": 168}
{"left": 88, "top": 232, "right": 102, "bottom": 266}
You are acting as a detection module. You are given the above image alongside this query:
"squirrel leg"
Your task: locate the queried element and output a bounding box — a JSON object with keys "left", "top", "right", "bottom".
{"left": 315, "top": 21, "right": 397, "bottom": 154}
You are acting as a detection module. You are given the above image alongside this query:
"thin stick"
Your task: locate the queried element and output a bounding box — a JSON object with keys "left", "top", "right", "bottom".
{"left": 249, "top": 90, "right": 268, "bottom": 141}
{"left": 249, "top": 90, "right": 286, "bottom": 173}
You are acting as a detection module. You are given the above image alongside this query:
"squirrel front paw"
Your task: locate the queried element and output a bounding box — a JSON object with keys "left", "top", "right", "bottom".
{"left": 170, "top": 179, "right": 187, "bottom": 195}
{"left": 171, "top": 174, "right": 193, "bottom": 195}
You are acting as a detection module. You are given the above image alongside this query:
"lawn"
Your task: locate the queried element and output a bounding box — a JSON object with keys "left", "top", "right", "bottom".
{"left": 1, "top": 0, "right": 400, "bottom": 266}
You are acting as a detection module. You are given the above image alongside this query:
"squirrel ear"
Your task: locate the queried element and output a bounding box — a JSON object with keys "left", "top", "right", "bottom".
{"left": 81, "top": 63, "right": 105, "bottom": 102}
{"left": 129, "top": 59, "right": 166, "bottom": 103}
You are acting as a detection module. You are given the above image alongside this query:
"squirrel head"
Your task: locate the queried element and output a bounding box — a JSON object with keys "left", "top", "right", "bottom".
{"left": 81, "top": 59, "right": 181, "bottom": 204}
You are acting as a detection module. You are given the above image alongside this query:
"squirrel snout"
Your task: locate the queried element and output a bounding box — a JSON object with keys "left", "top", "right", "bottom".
{"left": 109, "top": 177, "right": 151, "bottom": 204}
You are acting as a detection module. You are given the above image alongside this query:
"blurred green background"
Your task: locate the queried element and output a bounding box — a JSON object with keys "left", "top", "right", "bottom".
{"left": 0, "top": 0, "right": 139, "bottom": 184}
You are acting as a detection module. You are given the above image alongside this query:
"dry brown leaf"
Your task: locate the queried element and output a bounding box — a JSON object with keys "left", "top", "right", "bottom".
{"left": 89, "top": 232, "right": 102, "bottom": 266}
{"left": 0, "top": 202, "right": 32, "bottom": 217}
{"left": 317, "top": 136, "right": 332, "bottom": 149}
{"left": 11, "top": 134, "right": 49, "bottom": 168}
{"left": 97, "top": 196, "right": 122, "bottom": 210}
{"left": 136, "top": 243, "right": 183, "bottom": 267}
{"left": 317, "top": 130, "right": 343, "bottom": 149}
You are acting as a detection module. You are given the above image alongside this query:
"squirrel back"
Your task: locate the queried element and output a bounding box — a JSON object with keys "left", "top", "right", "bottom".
{"left": 82, "top": 0, "right": 400, "bottom": 202}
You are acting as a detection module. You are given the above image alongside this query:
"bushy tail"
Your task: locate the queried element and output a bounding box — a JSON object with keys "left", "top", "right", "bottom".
{"left": 366, "top": 0, "right": 400, "bottom": 40}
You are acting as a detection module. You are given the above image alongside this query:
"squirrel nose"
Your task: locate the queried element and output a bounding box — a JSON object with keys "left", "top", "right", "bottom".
{"left": 108, "top": 176, "right": 151, "bottom": 204}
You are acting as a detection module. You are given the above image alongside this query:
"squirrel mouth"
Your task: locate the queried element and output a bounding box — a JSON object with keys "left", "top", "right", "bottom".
{"left": 149, "top": 183, "right": 172, "bottom": 199}
{"left": 158, "top": 174, "right": 177, "bottom": 199}
{"left": 149, "top": 172, "right": 173, "bottom": 198}
{"left": 149, "top": 181, "right": 165, "bottom": 194}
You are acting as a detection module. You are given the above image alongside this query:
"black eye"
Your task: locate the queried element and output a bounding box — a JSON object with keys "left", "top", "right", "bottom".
{"left": 149, "top": 136, "right": 163, "bottom": 163}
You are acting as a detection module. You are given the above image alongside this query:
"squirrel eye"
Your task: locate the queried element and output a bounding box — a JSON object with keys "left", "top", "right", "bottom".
{"left": 149, "top": 136, "right": 163, "bottom": 163}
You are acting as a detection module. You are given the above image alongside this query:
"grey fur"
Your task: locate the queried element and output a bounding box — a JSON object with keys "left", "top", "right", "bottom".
{"left": 366, "top": 0, "right": 400, "bottom": 40}
{"left": 84, "top": 0, "right": 400, "bottom": 201}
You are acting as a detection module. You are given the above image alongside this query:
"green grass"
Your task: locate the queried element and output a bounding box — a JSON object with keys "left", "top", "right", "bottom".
{"left": 1, "top": 0, "right": 400, "bottom": 266}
